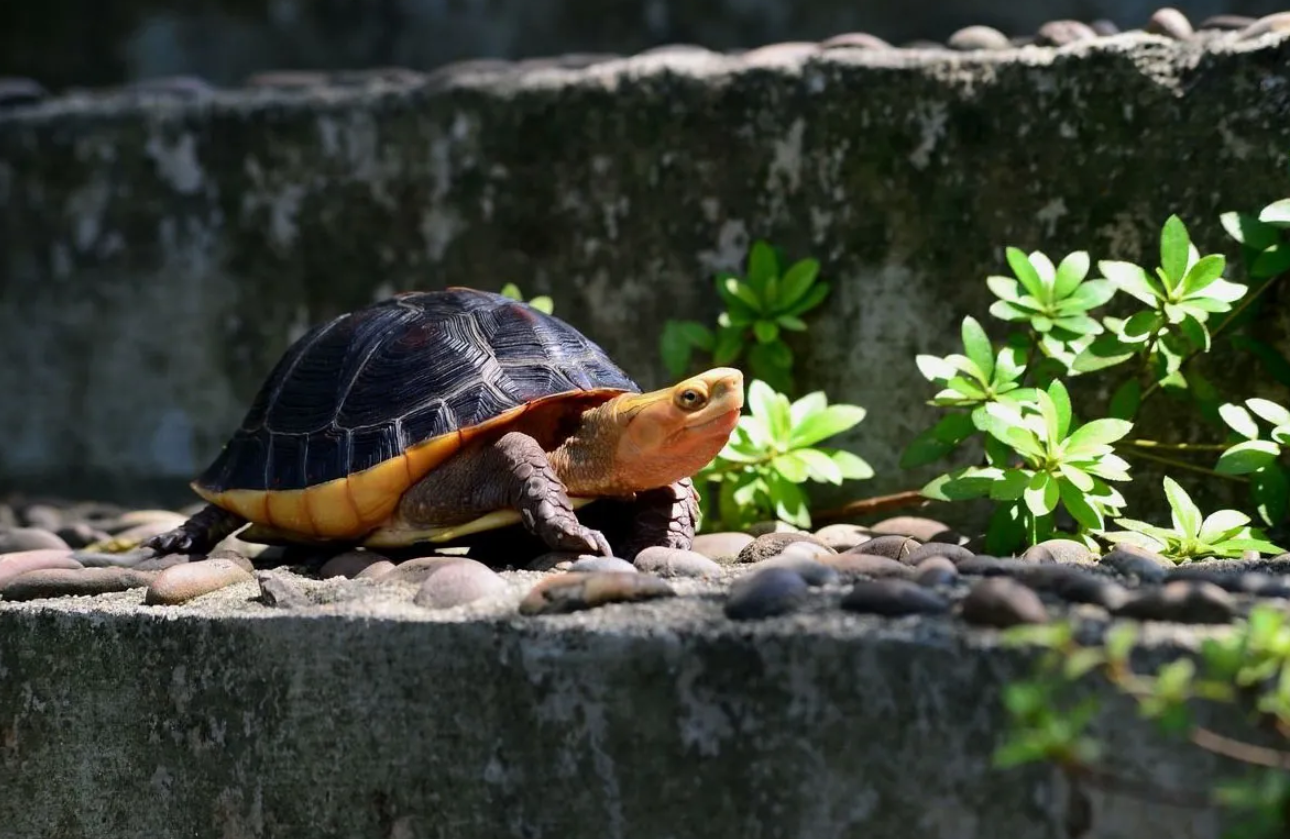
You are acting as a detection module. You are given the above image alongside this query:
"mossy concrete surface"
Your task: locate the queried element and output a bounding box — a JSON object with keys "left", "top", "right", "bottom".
{"left": 0, "top": 587, "right": 1229, "bottom": 839}
{"left": 2, "top": 33, "right": 1290, "bottom": 518}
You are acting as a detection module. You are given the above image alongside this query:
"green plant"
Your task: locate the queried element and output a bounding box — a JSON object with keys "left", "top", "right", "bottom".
{"left": 1102, "top": 476, "right": 1282, "bottom": 561}
{"left": 695, "top": 380, "right": 872, "bottom": 531}
{"left": 661, "top": 240, "right": 830, "bottom": 394}
{"left": 997, "top": 608, "right": 1290, "bottom": 839}
{"left": 499, "top": 282, "right": 554, "bottom": 314}
{"left": 1217, "top": 398, "right": 1290, "bottom": 527}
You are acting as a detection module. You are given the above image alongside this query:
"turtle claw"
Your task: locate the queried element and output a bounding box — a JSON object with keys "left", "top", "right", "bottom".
{"left": 142, "top": 528, "right": 195, "bottom": 556}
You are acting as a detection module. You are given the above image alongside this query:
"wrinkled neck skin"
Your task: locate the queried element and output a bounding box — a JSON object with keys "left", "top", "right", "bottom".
{"left": 547, "top": 399, "right": 635, "bottom": 497}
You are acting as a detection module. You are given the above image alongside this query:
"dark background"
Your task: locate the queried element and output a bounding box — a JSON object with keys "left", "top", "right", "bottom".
{"left": 2, "top": 0, "right": 1287, "bottom": 91}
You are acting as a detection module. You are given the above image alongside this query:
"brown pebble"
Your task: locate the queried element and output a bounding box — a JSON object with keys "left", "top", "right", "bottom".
{"left": 870, "top": 517, "right": 959, "bottom": 543}
{"left": 915, "top": 557, "right": 959, "bottom": 587}
{"left": 568, "top": 556, "right": 639, "bottom": 574}
{"left": 1035, "top": 20, "right": 1098, "bottom": 46}
{"left": 634, "top": 547, "right": 721, "bottom": 578}
{"left": 1090, "top": 19, "right": 1120, "bottom": 36}
{"left": 0, "top": 527, "right": 70, "bottom": 553}
{"left": 747, "top": 554, "right": 839, "bottom": 586}
{"left": 690, "top": 532, "right": 754, "bottom": 561}
{"left": 961, "top": 578, "right": 1049, "bottom": 627}
{"left": 819, "top": 32, "right": 891, "bottom": 50}
{"left": 0, "top": 549, "right": 82, "bottom": 587}
{"left": 133, "top": 555, "right": 191, "bottom": 572}
{"left": 842, "top": 580, "right": 950, "bottom": 617}
{"left": 378, "top": 557, "right": 469, "bottom": 585}
{"left": 737, "top": 532, "right": 835, "bottom": 564}
{"left": 746, "top": 520, "right": 803, "bottom": 537}
{"left": 1238, "top": 12, "right": 1290, "bottom": 40}
{"left": 811, "top": 524, "right": 872, "bottom": 552}
{"left": 2, "top": 567, "right": 155, "bottom": 601}
{"left": 845, "top": 534, "right": 920, "bottom": 562}
{"left": 111, "top": 510, "right": 189, "bottom": 531}
{"left": 1100, "top": 544, "right": 1171, "bottom": 583}
{"left": 56, "top": 522, "right": 110, "bottom": 548}
{"left": 1146, "top": 8, "right": 1194, "bottom": 40}
{"left": 823, "top": 553, "right": 915, "bottom": 580}
{"left": 741, "top": 42, "right": 819, "bottom": 65}
{"left": 320, "top": 550, "right": 393, "bottom": 579}
{"left": 145, "top": 559, "right": 254, "bottom": 605}
{"left": 518, "top": 572, "right": 674, "bottom": 616}
{"left": 255, "top": 572, "right": 311, "bottom": 609}
{"left": 1022, "top": 539, "right": 1094, "bottom": 565}
{"left": 905, "top": 543, "right": 975, "bottom": 566}
{"left": 1113, "top": 581, "right": 1234, "bottom": 624}
{"left": 354, "top": 560, "right": 397, "bottom": 580}
{"left": 725, "top": 568, "right": 809, "bottom": 620}
{"left": 414, "top": 560, "right": 509, "bottom": 609}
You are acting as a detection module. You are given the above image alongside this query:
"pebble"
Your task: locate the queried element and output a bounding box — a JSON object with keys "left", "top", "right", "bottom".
{"left": 0, "top": 505, "right": 15, "bottom": 528}
{"left": 736, "top": 532, "right": 834, "bottom": 565}
{"left": 0, "top": 77, "right": 46, "bottom": 108}
{"left": 569, "top": 556, "right": 640, "bottom": 574}
{"left": 1009, "top": 564, "right": 1129, "bottom": 610}
{"left": 961, "top": 578, "right": 1049, "bottom": 627}
{"left": 126, "top": 75, "right": 215, "bottom": 97}
{"left": 354, "top": 560, "right": 396, "bottom": 580}
{"left": 746, "top": 554, "right": 839, "bottom": 587}
{"left": 527, "top": 551, "right": 586, "bottom": 572}
{"left": 741, "top": 42, "right": 819, "bottom": 65}
{"left": 871, "top": 517, "right": 961, "bottom": 543}
{"left": 1090, "top": 19, "right": 1121, "bottom": 36}
{"left": 18, "top": 504, "right": 63, "bottom": 531}
{"left": 255, "top": 572, "right": 311, "bottom": 609}
{"left": 905, "top": 543, "right": 975, "bottom": 566}
{"left": 819, "top": 32, "right": 892, "bottom": 50}
{"left": 379, "top": 557, "right": 470, "bottom": 585}
{"left": 957, "top": 555, "right": 1011, "bottom": 575}
{"left": 1146, "top": 8, "right": 1194, "bottom": 40}
{"left": 246, "top": 70, "right": 329, "bottom": 89}
{"left": 91, "top": 521, "right": 189, "bottom": 552}
{"left": 724, "top": 568, "right": 809, "bottom": 620}
{"left": 823, "top": 553, "right": 915, "bottom": 579}
{"left": 1239, "top": 13, "right": 1290, "bottom": 41}
{"left": 847, "top": 534, "right": 920, "bottom": 563}
{"left": 133, "top": 555, "right": 192, "bottom": 572}
{"left": 914, "top": 557, "right": 959, "bottom": 587}
{"left": 145, "top": 559, "right": 254, "bottom": 605}
{"left": 0, "top": 527, "right": 69, "bottom": 553}
{"left": 1197, "top": 15, "right": 1255, "bottom": 31}
{"left": 518, "top": 572, "right": 674, "bottom": 616}
{"left": 842, "top": 580, "right": 950, "bottom": 617}
{"left": 1113, "top": 581, "right": 1235, "bottom": 624}
{"left": 632, "top": 547, "right": 720, "bottom": 578}
{"left": 1035, "top": 20, "right": 1099, "bottom": 46}
{"left": 690, "top": 532, "right": 755, "bottom": 562}
{"left": 1022, "top": 539, "right": 1093, "bottom": 565}
{"left": 0, "top": 550, "right": 82, "bottom": 587}
{"left": 111, "top": 510, "right": 189, "bottom": 532}
{"left": 1, "top": 567, "right": 155, "bottom": 601}
{"left": 414, "top": 560, "right": 509, "bottom": 609}
{"left": 320, "top": 550, "right": 395, "bottom": 579}
{"left": 56, "top": 522, "right": 110, "bottom": 548}
{"left": 746, "top": 520, "right": 803, "bottom": 537}
{"left": 72, "top": 549, "right": 157, "bottom": 568}
{"left": 1166, "top": 564, "right": 1290, "bottom": 597}
{"left": 1100, "top": 544, "right": 1172, "bottom": 583}
{"left": 811, "top": 523, "right": 872, "bottom": 552}
{"left": 948, "top": 25, "right": 1013, "bottom": 51}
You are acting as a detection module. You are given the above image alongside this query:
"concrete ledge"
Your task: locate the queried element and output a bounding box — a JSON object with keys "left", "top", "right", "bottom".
{"left": 0, "top": 576, "right": 1230, "bottom": 839}
{"left": 3, "top": 32, "right": 1290, "bottom": 517}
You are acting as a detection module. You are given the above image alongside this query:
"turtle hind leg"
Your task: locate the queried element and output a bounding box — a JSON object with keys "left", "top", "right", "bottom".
{"left": 398, "top": 431, "right": 613, "bottom": 557}
{"left": 609, "top": 477, "right": 699, "bottom": 561}
{"left": 143, "top": 504, "right": 247, "bottom": 556}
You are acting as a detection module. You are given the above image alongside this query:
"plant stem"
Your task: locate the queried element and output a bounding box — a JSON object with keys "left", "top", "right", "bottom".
{"left": 812, "top": 489, "right": 930, "bottom": 523}
{"left": 1125, "top": 439, "right": 1232, "bottom": 453}
{"left": 1140, "top": 269, "right": 1287, "bottom": 404}
{"left": 1122, "top": 448, "right": 1249, "bottom": 483}
{"left": 1190, "top": 726, "right": 1290, "bottom": 769}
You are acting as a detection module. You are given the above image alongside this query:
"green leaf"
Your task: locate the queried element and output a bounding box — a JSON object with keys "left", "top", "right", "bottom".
{"left": 1251, "top": 243, "right": 1290, "bottom": 279}
{"left": 753, "top": 320, "right": 779, "bottom": 343}
{"left": 1220, "top": 210, "right": 1282, "bottom": 250}
{"left": 1050, "top": 315, "right": 1102, "bottom": 336}
{"left": 1048, "top": 379, "right": 1072, "bottom": 439}
{"left": 712, "top": 326, "right": 744, "bottom": 365}
{"left": 1053, "top": 251, "right": 1090, "bottom": 298}
{"left": 960, "top": 317, "right": 995, "bottom": 383}
{"left": 789, "top": 404, "right": 867, "bottom": 449}
{"left": 1220, "top": 403, "right": 1260, "bottom": 439}
{"left": 748, "top": 342, "right": 793, "bottom": 392}
{"left": 1007, "top": 247, "right": 1046, "bottom": 303}
{"left": 1057, "top": 279, "right": 1115, "bottom": 312}
{"left": 1253, "top": 466, "right": 1290, "bottom": 528}
{"left": 677, "top": 320, "right": 715, "bottom": 350}
{"left": 899, "top": 413, "right": 976, "bottom": 468}
{"left": 986, "top": 275, "right": 1023, "bottom": 303}
{"left": 916, "top": 354, "right": 957, "bottom": 382}
{"left": 1179, "top": 254, "right": 1226, "bottom": 297}
{"left": 1072, "top": 334, "right": 1135, "bottom": 373}
{"left": 1248, "top": 398, "right": 1290, "bottom": 428}
{"left": 1200, "top": 278, "right": 1248, "bottom": 304}
{"left": 829, "top": 449, "right": 874, "bottom": 480}
{"left": 767, "top": 472, "right": 812, "bottom": 528}
{"left": 948, "top": 376, "right": 987, "bottom": 400}
{"left": 1178, "top": 314, "right": 1210, "bottom": 354}
{"left": 1118, "top": 311, "right": 1162, "bottom": 344}
{"left": 1163, "top": 476, "right": 1202, "bottom": 538}
{"left": 1275, "top": 425, "right": 1290, "bottom": 446}
{"left": 791, "top": 448, "right": 844, "bottom": 484}
{"left": 1058, "top": 463, "right": 1094, "bottom": 492}
{"left": 500, "top": 282, "right": 523, "bottom": 300}
{"left": 989, "top": 300, "right": 1035, "bottom": 322}
{"left": 748, "top": 379, "right": 788, "bottom": 436}
{"left": 990, "top": 469, "right": 1031, "bottom": 501}
{"left": 771, "top": 451, "right": 809, "bottom": 482}
{"left": 1259, "top": 198, "right": 1290, "bottom": 227}
{"left": 660, "top": 322, "right": 696, "bottom": 377}
{"left": 776, "top": 314, "right": 807, "bottom": 331}
{"left": 1064, "top": 419, "right": 1133, "bottom": 455}
{"left": 1216, "top": 440, "right": 1281, "bottom": 475}
{"left": 1024, "top": 472, "right": 1059, "bottom": 516}
{"left": 1099, "top": 260, "right": 1161, "bottom": 305}
{"left": 723, "top": 277, "right": 763, "bottom": 312}
{"left": 746, "top": 240, "right": 778, "bottom": 298}
{"left": 1231, "top": 336, "right": 1290, "bottom": 389}
{"left": 529, "top": 295, "right": 554, "bottom": 314}
{"left": 1198, "top": 509, "right": 1252, "bottom": 544}
{"left": 776, "top": 258, "right": 820, "bottom": 309}
{"left": 1108, "top": 379, "right": 1141, "bottom": 421}
{"left": 1160, "top": 215, "right": 1191, "bottom": 289}
{"left": 782, "top": 282, "right": 830, "bottom": 317}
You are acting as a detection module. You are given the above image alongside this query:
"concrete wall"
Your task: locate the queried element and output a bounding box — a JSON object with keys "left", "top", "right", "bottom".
{"left": 2, "top": 32, "right": 1290, "bottom": 518}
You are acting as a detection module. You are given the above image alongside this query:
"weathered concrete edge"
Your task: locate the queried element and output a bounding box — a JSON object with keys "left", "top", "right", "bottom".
{"left": 0, "top": 591, "right": 1235, "bottom": 839}
{"left": 0, "top": 30, "right": 1278, "bottom": 125}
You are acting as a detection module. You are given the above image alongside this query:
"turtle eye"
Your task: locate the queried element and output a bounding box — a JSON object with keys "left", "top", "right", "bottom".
{"left": 675, "top": 388, "right": 707, "bottom": 410}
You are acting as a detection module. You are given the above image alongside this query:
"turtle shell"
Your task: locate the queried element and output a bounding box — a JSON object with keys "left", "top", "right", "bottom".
{"left": 193, "top": 287, "right": 639, "bottom": 539}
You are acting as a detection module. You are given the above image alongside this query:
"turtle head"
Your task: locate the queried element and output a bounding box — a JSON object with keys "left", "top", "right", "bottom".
{"left": 556, "top": 367, "right": 745, "bottom": 495}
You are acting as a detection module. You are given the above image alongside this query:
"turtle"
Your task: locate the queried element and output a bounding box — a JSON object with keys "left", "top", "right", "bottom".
{"left": 144, "top": 287, "right": 744, "bottom": 561}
